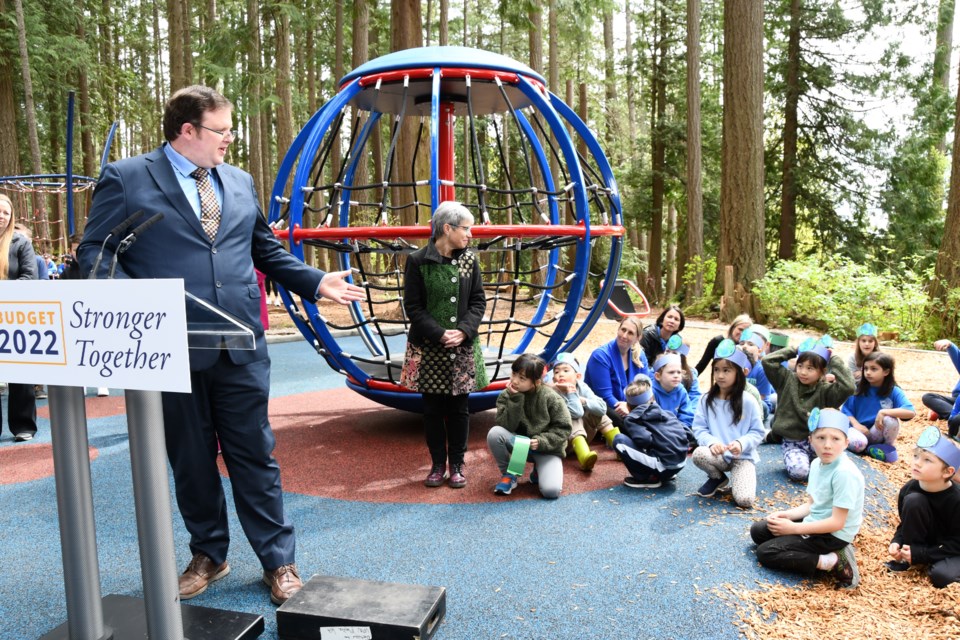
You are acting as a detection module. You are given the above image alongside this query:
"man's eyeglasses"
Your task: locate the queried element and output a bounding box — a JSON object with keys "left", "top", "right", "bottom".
{"left": 196, "top": 124, "right": 239, "bottom": 140}
{"left": 449, "top": 224, "right": 471, "bottom": 232}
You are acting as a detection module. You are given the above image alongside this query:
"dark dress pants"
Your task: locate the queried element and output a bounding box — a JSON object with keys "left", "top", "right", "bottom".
{"left": 6, "top": 383, "right": 37, "bottom": 436}
{"left": 161, "top": 351, "right": 293, "bottom": 571}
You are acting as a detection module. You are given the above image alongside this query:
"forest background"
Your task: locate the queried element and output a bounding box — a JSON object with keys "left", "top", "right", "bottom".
{"left": 2, "top": 0, "right": 960, "bottom": 341}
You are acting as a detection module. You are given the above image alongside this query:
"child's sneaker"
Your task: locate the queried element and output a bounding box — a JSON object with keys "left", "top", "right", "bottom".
{"left": 529, "top": 468, "right": 539, "bottom": 485}
{"left": 832, "top": 545, "right": 860, "bottom": 589}
{"left": 884, "top": 560, "right": 910, "bottom": 572}
{"left": 929, "top": 409, "right": 940, "bottom": 421}
{"left": 494, "top": 474, "right": 518, "bottom": 495}
{"left": 623, "top": 474, "right": 661, "bottom": 489}
{"left": 696, "top": 475, "right": 729, "bottom": 497}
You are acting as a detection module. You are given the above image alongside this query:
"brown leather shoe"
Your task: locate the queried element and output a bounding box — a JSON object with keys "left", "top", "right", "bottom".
{"left": 178, "top": 553, "right": 229, "bottom": 600}
{"left": 263, "top": 563, "right": 302, "bottom": 605}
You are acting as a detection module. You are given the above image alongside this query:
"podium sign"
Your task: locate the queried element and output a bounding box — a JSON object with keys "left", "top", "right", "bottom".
{"left": 0, "top": 278, "right": 190, "bottom": 392}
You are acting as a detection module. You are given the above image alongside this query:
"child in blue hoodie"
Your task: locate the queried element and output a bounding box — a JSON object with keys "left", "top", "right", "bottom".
{"left": 612, "top": 374, "right": 688, "bottom": 489}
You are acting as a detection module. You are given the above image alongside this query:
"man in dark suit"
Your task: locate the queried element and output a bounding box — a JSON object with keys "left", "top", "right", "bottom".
{"left": 78, "top": 85, "right": 364, "bottom": 605}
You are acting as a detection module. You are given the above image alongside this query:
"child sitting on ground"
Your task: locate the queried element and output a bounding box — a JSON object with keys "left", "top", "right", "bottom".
{"left": 667, "top": 337, "right": 702, "bottom": 408}
{"left": 611, "top": 374, "right": 688, "bottom": 489}
{"left": 750, "top": 408, "right": 865, "bottom": 589}
{"left": 762, "top": 337, "right": 855, "bottom": 481}
{"left": 652, "top": 353, "right": 696, "bottom": 428}
{"left": 487, "top": 353, "right": 572, "bottom": 498}
{"left": 739, "top": 327, "right": 777, "bottom": 418}
{"left": 691, "top": 340, "right": 766, "bottom": 509}
{"left": 547, "top": 352, "right": 621, "bottom": 471}
{"left": 841, "top": 352, "right": 915, "bottom": 454}
{"left": 847, "top": 323, "right": 880, "bottom": 384}
{"left": 923, "top": 339, "right": 960, "bottom": 428}
{"left": 887, "top": 426, "right": 960, "bottom": 586}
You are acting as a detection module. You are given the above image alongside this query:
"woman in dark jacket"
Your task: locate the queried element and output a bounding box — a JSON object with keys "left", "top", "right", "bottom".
{"left": 0, "top": 194, "right": 38, "bottom": 441}
{"left": 401, "top": 201, "right": 488, "bottom": 489}
{"left": 640, "top": 305, "right": 685, "bottom": 366}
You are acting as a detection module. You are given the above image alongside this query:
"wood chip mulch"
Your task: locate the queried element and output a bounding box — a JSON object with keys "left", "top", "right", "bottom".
{"left": 715, "top": 413, "right": 960, "bottom": 640}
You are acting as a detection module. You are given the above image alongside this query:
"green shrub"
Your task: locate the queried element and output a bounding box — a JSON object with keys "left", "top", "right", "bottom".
{"left": 753, "top": 256, "right": 930, "bottom": 341}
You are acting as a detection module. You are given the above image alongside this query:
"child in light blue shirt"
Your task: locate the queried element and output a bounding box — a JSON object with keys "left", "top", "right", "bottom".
{"left": 750, "top": 408, "right": 865, "bottom": 589}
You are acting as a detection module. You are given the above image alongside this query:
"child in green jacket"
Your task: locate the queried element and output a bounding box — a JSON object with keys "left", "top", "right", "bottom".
{"left": 761, "top": 337, "right": 854, "bottom": 481}
{"left": 487, "top": 354, "right": 572, "bottom": 498}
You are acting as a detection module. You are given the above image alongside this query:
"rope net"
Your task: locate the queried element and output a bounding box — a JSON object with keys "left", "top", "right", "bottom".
{"left": 269, "top": 61, "right": 623, "bottom": 403}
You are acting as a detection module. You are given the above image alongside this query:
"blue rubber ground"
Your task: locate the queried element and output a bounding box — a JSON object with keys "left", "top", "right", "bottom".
{"left": 0, "top": 338, "right": 888, "bottom": 639}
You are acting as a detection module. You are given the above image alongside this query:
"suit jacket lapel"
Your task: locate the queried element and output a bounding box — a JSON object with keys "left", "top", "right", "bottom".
{"left": 145, "top": 147, "right": 209, "bottom": 242}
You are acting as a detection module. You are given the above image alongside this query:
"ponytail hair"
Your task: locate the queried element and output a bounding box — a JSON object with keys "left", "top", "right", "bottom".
{"left": 619, "top": 317, "right": 646, "bottom": 368}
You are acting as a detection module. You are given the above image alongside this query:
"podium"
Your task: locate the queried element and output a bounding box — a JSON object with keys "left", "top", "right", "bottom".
{"left": 37, "top": 288, "right": 264, "bottom": 640}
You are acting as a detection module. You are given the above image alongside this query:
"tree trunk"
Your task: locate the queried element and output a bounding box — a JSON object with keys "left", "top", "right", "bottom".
{"left": 167, "top": 0, "right": 185, "bottom": 90}
{"left": 391, "top": 0, "right": 424, "bottom": 225}
{"left": 648, "top": 3, "right": 667, "bottom": 304}
{"left": 0, "top": 0, "right": 21, "bottom": 177}
{"left": 665, "top": 201, "right": 677, "bottom": 300}
{"left": 528, "top": 0, "right": 543, "bottom": 285}
{"left": 246, "top": 0, "right": 264, "bottom": 202}
{"left": 439, "top": 0, "right": 448, "bottom": 45}
{"left": 13, "top": 0, "right": 45, "bottom": 225}
{"left": 181, "top": 0, "right": 193, "bottom": 83}
{"left": 715, "top": 0, "right": 765, "bottom": 298}
{"left": 777, "top": 0, "right": 800, "bottom": 260}
{"left": 931, "top": 56, "right": 960, "bottom": 334}
{"left": 274, "top": 8, "right": 294, "bottom": 171}
{"left": 624, "top": 0, "right": 637, "bottom": 143}
{"left": 935, "top": 0, "right": 955, "bottom": 155}
{"left": 685, "top": 0, "right": 704, "bottom": 301}
{"left": 603, "top": 10, "right": 616, "bottom": 154}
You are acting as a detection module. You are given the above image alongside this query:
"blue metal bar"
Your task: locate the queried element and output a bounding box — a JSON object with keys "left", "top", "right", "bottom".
{"left": 545, "top": 92, "right": 624, "bottom": 353}
{"left": 274, "top": 79, "right": 374, "bottom": 386}
{"left": 65, "top": 92, "right": 76, "bottom": 237}
{"left": 338, "top": 110, "right": 387, "bottom": 358}
{"left": 100, "top": 122, "right": 119, "bottom": 172}
{"left": 513, "top": 77, "right": 591, "bottom": 358}
{"left": 430, "top": 69, "right": 441, "bottom": 210}
{"left": 509, "top": 108, "right": 564, "bottom": 356}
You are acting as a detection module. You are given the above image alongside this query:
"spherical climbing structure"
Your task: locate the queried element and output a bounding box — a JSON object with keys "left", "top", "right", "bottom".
{"left": 269, "top": 46, "right": 624, "bottom": 412}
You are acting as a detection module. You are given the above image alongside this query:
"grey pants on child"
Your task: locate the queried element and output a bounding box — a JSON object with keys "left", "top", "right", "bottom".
{"left": 487, "top": 426, "right": 563, "bottom": 499}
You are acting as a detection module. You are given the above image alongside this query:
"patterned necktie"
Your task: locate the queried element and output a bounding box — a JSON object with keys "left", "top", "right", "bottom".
{"left": 190, "top": 167, "right": 221, "bottom": 241}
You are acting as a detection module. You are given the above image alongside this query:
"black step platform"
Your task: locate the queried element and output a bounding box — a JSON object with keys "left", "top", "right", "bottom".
{"left": 277, "top": 575, "right": 446, "bottom": 640}
{"left": 40, "top": 594, "right": 264, "bottom": 640}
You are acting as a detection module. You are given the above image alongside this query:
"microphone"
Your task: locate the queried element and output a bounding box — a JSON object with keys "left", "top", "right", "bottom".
{"left": 87, "top": 210, "right": 145, "bottom": 279}
{"left": 106, "top": 212, "right": 165, "bottom": 279}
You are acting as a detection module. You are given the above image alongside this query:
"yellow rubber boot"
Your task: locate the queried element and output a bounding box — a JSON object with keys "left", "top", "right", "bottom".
{"left": 571, "top": 435, "right": 598, "bottom": 471}
{"left": 602, "top": 427, "right": 621, "bottom": 448}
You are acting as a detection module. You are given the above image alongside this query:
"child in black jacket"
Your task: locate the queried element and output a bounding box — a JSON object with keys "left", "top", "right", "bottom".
{"left": 612, "top": 374, "right": 688, "bottom": 489}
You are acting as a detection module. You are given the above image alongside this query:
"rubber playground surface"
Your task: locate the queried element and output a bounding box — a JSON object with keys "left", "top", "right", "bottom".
{"left": 0, "top": 336, "right": 890, "bottom": 640}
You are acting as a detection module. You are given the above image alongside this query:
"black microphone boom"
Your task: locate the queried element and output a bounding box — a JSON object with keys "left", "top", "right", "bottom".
{"left": 87, "top": 210, "right": 145, "bottom": 279}
{"left": 106, "top": 212, "right": 165, "bottom": 279}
